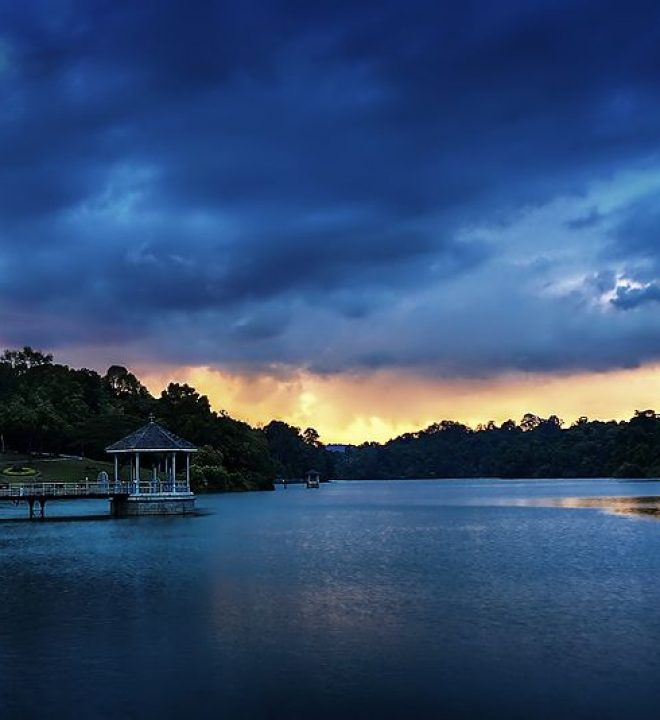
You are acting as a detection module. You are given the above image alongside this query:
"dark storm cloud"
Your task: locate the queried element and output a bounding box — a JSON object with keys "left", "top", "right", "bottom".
{"left": 566, "top": 209, "right": 606, "bottom": 231}
{"left": 612, "top": 283, "right": 660, "bottom": 310}
{"left": 2, "top": 0, "right": 660, "bottom": 374}
{"left": 608, "top": 195, "right": 660, "bottom": 266}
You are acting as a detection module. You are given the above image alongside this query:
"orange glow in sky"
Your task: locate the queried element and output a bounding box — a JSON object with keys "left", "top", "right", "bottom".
{"left": 138, "top": 364, "right": 660, "bottom": 444}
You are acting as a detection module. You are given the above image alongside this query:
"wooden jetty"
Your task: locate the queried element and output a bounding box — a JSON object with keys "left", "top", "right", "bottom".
{"left": 0, "top": 481, "right": 130, "bottom": 519}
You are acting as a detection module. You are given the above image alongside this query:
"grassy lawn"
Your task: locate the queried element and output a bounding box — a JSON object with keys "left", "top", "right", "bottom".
{"left": 0, "top": 455, "right": 156, "bottom": 484}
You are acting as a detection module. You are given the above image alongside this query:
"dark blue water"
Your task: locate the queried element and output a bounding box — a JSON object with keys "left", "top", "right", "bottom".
{"left": 3, "top": 478, "right": 660, "bottom": 719}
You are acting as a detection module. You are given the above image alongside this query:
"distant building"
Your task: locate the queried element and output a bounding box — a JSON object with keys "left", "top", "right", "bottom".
{"left": 326, "top": 444, "right": 351, "bottom": 454}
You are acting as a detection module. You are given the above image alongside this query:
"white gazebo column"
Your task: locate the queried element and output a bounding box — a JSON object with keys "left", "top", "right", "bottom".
{"left": 135, "top": 451, "right": 140, "bottom": 495}
{"left": 171, "top": 452, "right": 177, "bottom": 493}
{"left": 114, "top": 455, "right": 118, "bottom": 484}
{"left": 186, "top": 454, "right": 190, "bottom": 492}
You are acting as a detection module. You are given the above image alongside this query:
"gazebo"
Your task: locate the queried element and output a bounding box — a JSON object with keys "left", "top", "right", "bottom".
{"left": 105, "top": 416, "right": 197, "bottom": 515}
{"left": 305, "top": 469, "right": 320, "bottom": 489}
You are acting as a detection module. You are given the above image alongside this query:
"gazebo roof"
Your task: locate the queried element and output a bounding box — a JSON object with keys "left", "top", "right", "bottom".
{"left": 106, "top": 419, "right": 198, "bottom": 453}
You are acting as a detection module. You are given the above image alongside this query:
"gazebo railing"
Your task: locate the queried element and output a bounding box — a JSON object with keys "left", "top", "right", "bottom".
{"left": 130, "top": 480, "right": 191, "bottom": 494}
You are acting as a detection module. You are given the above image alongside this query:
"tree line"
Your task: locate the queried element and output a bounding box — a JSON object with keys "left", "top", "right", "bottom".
{"left": 2, "top": 347, "right": 660, "bottom": 486}
{"left": 338, "top": 412, "right": 660, "bottom": 480}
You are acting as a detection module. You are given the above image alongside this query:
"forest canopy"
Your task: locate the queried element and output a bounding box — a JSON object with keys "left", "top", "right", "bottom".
{"left": 339, "top": 411, "right": 660, "bottom": 480}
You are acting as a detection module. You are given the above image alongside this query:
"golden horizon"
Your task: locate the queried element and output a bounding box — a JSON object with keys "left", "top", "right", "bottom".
{"left": 136, "top": 363, "right": 660, "bottom": 444}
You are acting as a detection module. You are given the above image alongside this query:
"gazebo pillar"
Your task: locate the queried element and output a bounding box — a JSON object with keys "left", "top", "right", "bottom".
{"left": 186, "top": 454, "right": 190, "bottom": 492}
{"left": 114, "top": 455, "right": 118, "bottom": 484}
{"left": 171, "top": 452, "right": 177, "bottom": 493}
{"left": 134, "top": 451, "right": 140, "bottom": 494}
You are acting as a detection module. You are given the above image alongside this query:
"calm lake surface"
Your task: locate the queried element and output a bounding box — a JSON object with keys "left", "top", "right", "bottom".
{"left": 3, "top": 478, "right": 660, "bottom": 719}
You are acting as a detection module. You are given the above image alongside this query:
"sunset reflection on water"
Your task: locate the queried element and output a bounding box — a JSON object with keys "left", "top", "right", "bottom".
{"left": 514, "top": 494, "right": 660, "bottom": 519}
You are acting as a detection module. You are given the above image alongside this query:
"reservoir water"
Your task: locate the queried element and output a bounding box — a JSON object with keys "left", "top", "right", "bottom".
{"left": 3, "top": 478, "right": 660, "bottom": 719}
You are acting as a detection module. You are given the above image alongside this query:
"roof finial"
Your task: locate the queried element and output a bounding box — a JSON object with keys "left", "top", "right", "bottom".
{"left": 149, "top": 413, "right": 155, "bottom": 423}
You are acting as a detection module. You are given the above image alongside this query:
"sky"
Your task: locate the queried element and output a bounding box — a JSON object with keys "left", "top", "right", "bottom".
{"left": 2, "top": 0, "right": 660, "bottom": 442}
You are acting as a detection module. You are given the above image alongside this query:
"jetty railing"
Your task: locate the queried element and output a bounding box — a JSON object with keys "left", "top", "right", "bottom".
{"left": 0, "top": 481, "right": 191, "bottom": 498}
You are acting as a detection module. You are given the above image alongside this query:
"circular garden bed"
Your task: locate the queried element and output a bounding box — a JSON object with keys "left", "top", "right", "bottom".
{"left": 1, "top": 466, "right": 41, "bottom": 478}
